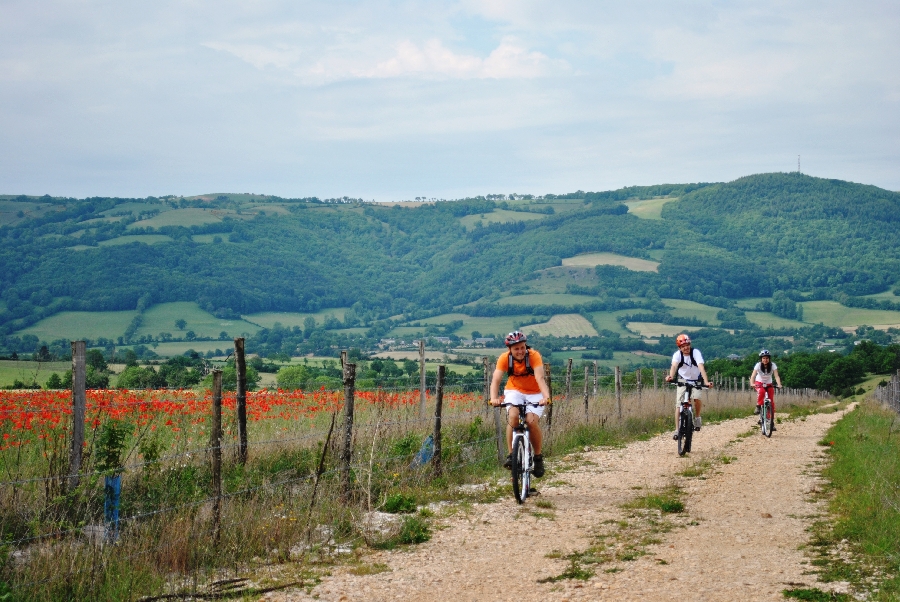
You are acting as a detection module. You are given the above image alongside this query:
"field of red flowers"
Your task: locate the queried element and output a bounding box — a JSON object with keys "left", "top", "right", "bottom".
{"left": 0, "top": 387, "right": 483, "bottom": 457}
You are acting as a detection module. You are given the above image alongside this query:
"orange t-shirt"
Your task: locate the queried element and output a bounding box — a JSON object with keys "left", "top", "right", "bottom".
{"left": 496, "top": 349, "right": 544, "bottom": 394}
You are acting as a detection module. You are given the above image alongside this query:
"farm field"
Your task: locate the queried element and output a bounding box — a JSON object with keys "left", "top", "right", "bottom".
{"left": 135, "top": 302, "right": 260, "bottom": 340}
{"left": 99, "top": 201, "right": 169, "bottom": 216}
{"left": 733, "top": 297, "right": 774, "bottom": 310}
{"left": 744, "top": 311, "right": 807, "bottom": 330}
{"left": 522, "top": 313, "right": 598, "bottom": 337}
{"left": 661, "top": 298, "right": 722, "bottom": 324}
{"left": 548, "top": 349, "right": 667, "bottom": 368}
{"left": 624, "top": 197, "right": 678, "bottom": 220}
{"left": 497, "top": 293, "right": 598, "bottom": 306}
{"left": 458, "top": 209, "right": 546, "bottom": 230}
{"left": 800, "top": 301, "right": 900, "bottom": 328}
{"left": 190, "top": 234, "right": 233, "bottom": 244}
{"left": 138, "top": 341, "right": 235, "bottom": 357}
{"left": 859, "top": 290, "right": 900, "bottom": 301}
{"left": 127, "top": 208, "right": 226, "bottom": 229}
{"left": 525, "top": 266, "right": 597, "bottom": 294}
{"left": 19, "top": 310, "right": 138, "bottom": 341}
{"left": 98, "top": 234, "right": 173, "bottom": 246}
{"left": 587, "top": 310, "right": 639, "bottom": 337}
{"left": 243, "top": 308, "right": 348, "bottom": 329}
{"left": 0, "top": 360, "right": 70, "bottom": 387}
{"left": 562, "top": 252, "right": 660, "bottom": 272}
{"left": 625, "top": 322, "right": 706, "bottom": 338}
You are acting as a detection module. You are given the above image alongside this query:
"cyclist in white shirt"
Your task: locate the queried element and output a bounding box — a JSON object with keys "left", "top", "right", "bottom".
{"left": 749, "top": 349, "right": 782, "bottom": 431}
{"left": 664, "top": 333, "right": 713, "bottom": 439}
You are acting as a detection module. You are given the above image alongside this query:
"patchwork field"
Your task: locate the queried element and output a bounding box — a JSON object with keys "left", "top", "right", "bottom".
{"left": 19, "top": 310, "right": 138, "bottom": 341}
{"left": 0, "top": 360, "right": 71, "bottom": 388}
{"left": 662, "top": 298, "right": 722, "bottom": 325}
{"left": 458, "top": 209, "right": 546, "bottom": 230}
{"left": 497, "top": 293, "right": 598, "bottom": 306}
{"left": 624, "top": 197, "right": 678, "bottom": 220}
{"left": 587, "top": 310, "right": 639, "bottom": 337}
{"left": 548, "top": 350, "right": 668, "bottom": 369}
{"left": 127, "top": 208, "right": 226, "bottom": 229}
{"left": 625, "top": 322, "right": 706, "bottom": 338}
{"left": 522, "top": 314, "right": 599, "bottom": 337}
{"left": 243, "top": 308, "right": 348, "bottom": 329}
{"left": 526, "top": 266, "right": 598, "bottom": 294}
{"left": 800, "top": 301, "right": 900, "bottom": 328}
{"left": 135, "top": 302, "right": 261, "bottom": 340}
{"left": 744, "top": 311, "right": 807, "bottom": 330}
{"left": 98, "top": 234, "right": 173, "bottom": 246}
{"left": 562, "top": 252, "right": 660, "bottom": 272}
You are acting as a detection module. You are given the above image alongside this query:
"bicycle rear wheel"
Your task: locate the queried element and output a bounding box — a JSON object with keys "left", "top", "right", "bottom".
{"left": 512, "top": 437, "right": 526, "bottom": 504}
{"left": 762, "top": 401, "right": 773, "bottom": 438}
{"left": 677, "top": 409, "right": 692, "bottom": 456}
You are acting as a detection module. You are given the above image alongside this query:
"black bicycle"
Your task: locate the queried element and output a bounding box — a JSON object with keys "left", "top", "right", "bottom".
{"left": 500, "top": 402, "right": 540, "bottom": 504}
{"left": 671, "top": 378, "right": 706, "bottom": 456}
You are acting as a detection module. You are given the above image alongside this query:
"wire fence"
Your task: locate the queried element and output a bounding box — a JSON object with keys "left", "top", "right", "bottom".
{"left": 0, "top": 347, "right": 833, "bottom": 600}
{"left": 873, "top": 369, "right": 900, "bottom": 415}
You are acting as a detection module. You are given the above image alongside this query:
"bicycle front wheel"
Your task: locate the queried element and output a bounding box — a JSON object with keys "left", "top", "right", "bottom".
{"left": 678, "top": 409, "right": 692, "bottom": 456}
{"left": 762, "top": 402, "right": 773, "bottom": 438}
{"left": 512, "top": 437, "right": 526, "bottom": 504}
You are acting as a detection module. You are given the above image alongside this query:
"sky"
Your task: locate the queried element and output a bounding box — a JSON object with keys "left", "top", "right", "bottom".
{"left": 1, "top": 1, "right": 898, "bottom": 200}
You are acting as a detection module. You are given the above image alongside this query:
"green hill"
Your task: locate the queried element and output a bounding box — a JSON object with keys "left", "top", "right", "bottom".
{"left": 1, "top": 174, "right": 899, "bottom": 360}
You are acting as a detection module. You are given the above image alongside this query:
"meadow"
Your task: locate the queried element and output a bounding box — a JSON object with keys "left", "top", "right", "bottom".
{"left": 458, "top": 209, "right": 546, "bottom": 230}
{"left": 800, "top": 301, "right": 900, "bottom": 329}
{"left": 126, "top": 208, "right": 228, "bottom": 229}
{"left": 0, "top": 360, "right": 70, "bottom": 388}
{"left": 497, "top": 293, "right": 598, "bottom": 306}
{"left": 623, "top": 197, "right": 678, "bottom": 220}
{"left": 561, "top": 252, "right": 660, "bottom": 272}
{"left": 661, "top": 298, "right": 722, "bottom": 325}
{"left": 243, "top": 308, "right": 348, "bottom": 329}
{"left": 522, "top": 314, "right": 599, "bottom": 337}
{"left": 19, "top": 310, "right": 138, "bottom": 342}
{"left": 0, "top": 368, "right": 834, "bottom": 600}
{"left": 97, "top": 234, "right": 173, "bottom": 247}
{"left": 136, "top": 302, "right": 261, "bottom": 340}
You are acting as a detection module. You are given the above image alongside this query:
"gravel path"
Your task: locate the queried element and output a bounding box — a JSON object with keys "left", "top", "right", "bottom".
{"left": 265, "top": 406, "right": 848, "bottom": 601}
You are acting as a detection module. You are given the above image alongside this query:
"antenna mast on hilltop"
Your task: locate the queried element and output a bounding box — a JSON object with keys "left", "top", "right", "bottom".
{"left": 798, "top": 155, "right": 801, "bottom": 173}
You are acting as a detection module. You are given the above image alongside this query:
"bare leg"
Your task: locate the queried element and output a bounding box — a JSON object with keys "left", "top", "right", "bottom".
{"left": 526, "top": 413, "right": 542, "bottom": 454}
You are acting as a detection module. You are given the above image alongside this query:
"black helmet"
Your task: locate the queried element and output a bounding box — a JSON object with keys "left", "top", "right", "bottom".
{"left": 759, "top": 349, "right": 771, "bottom": 358}
{"left": 505, "top": 331, "right": 527, "bottom": 346}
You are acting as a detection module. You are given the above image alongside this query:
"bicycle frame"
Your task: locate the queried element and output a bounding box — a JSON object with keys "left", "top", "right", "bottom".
{"left": 759, "top": 386, "right": 775, "bottom": 438}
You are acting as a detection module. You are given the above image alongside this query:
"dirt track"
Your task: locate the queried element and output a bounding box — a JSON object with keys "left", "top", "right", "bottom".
{"left": 264, "top": 406, "right": 849, "bottom": 601}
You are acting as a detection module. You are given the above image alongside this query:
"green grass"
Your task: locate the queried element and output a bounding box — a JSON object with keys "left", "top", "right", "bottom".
{"left": 560, "top": 252, "right": 659, "bottom": 272}
{"left": 127, "top": 208, "right": 227, "bottom": 229}
{"left": 458, "top": 209, "right": 547, "bottom": 230}
{"left": 496, "top": 293, "right": 598, "bottom": 306}
{"left": 661, "top": 298, "right": 723, "bottom": 325}
{"left": 745, "top": 311, "right": 807, "bottom": 329}
{"left": 801, "top": 301, "right": 900, "bottom": 328}
{"left": 98, "top": 234, "right": 173, "bottom": 246}
{"left": 624, "top": 197, "right": 678, "bottom": 220}
{"left": 0, "top": 360, "right": 70, "bottom": 388}
{"left": 243, "top": 309, "right": 348, "bottom": 329}
{"left": 18, "top": 310, "right": 138, "bottom": 341}
{"left": 806, "top": 401, "right": 900, "bottom": 600}
{"left": 136, "top": 302, "right": 261, "bottom": 340}
{"left": 586, "top": 310, "right": 636, "bottom": 337}
{"left": 625, "top": 322, "right": 705, "bottom": 338}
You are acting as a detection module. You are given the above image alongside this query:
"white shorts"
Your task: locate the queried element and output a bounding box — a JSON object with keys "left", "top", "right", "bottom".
{"left": 675, "top": 385, "right": 702, "bottom": 408}
{"left": 503, "top": 390, "right": 546, "bottom": 417}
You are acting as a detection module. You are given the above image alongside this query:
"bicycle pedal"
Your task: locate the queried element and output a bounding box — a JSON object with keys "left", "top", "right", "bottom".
{"left": 528, "top": 488, "right": 539, "bottom": 496}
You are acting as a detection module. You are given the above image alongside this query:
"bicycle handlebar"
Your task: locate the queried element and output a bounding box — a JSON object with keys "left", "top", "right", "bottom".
{"left": 669, "top": 378, "right": 708, "bottom": 388}
{"left": 498, "top": 402, "right": 544, "bottom": 408}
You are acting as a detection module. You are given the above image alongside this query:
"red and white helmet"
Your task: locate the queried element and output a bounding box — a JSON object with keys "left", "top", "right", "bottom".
{"left": 676, "top": 333, "right": 691, "bottom": 347}
{"left": 505, "top": 331, "right": 527, "bottom": 346}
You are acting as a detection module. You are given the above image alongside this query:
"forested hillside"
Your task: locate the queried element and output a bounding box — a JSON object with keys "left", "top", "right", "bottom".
{"left": 1, "top": 173, "right": 899, "bottom": 362}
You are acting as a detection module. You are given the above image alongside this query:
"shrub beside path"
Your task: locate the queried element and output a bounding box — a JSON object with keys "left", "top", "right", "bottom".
{"left": 266, "top": 406, "right": 849, "bottom": 601}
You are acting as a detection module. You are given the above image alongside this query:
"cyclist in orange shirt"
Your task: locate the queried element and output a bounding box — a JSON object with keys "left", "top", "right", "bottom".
{"left": 489, "top": 331, "right": 551, "bottom": 477}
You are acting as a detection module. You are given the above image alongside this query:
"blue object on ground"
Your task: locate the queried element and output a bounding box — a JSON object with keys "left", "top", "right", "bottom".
{"left": 411, "top": 435, "right": 434, "bottom": 468}
{"left": 104, "top": 473, "right": 121, "bottom": 543}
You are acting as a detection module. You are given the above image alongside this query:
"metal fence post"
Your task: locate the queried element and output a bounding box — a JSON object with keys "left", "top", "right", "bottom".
{"left": 433, "top": 365, "right": 445, "bottom": 478}
{"left": 615, "top": 366, "right": 622, "bottom": 420}
{"left": 210, "top": 369, "right": 223, "bottom": 541}
{"left": 583, "top": 365, "right": 589, "bottom": 420}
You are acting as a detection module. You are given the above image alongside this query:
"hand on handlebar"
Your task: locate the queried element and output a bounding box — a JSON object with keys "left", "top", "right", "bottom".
{"left": 489, "top": 398, "right": 501, "bottom": 407}
{"left": 664, "top": 374, "right": 673, "bottom": 383}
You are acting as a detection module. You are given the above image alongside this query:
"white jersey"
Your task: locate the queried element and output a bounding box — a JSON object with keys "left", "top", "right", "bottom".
{"left": 671, "top": 349, "right": 704, "bottom": 381}
{"left": 753, "top": 362, "right": 778, "bottom": 385}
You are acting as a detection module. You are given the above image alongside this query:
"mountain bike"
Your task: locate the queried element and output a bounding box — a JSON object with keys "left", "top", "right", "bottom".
{"left": 501, "top": 402, "right": 540, "bottom": 504}
{"left": 671, "top": 378, "right": 706, "bottom": 456}
{"left": 757, "top": 385, "right": 777, "bottom": 438}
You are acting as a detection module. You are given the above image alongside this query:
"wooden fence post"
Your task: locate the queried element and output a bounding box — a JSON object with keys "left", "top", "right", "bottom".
{"left": 418, "top": 340, "right": 426, "bottom": 419}
{"left": 234, "top": 338, "right": 248, "bottom": 465}
{"left": 636, "top": 369, "right": 642, "bottom": 401}
{"left": 653, "top": 368, "right": 658, "bottom": 390}
{"left": 593, "top": 361, "right": 598, "bottom": 399}
{"left": 615, "top": 366, "right": 622, "bottom": 420}
{"left": 67, "top": 341, "right": 86, "bottom": 492}
{"left": 210, "top": 369, "right": 223, "bottom": 541}
{"left": 486, "top": 356, "right": 504, "bottom": 463}
{"left": 583, "top": 365, "right": 589, "bottom": 420}
{"left": 565, "top": 358, "right": 573, "bottom": 400}
{"left": 433, "top": 365, "right": 445, "bottom": 478}
{"left": 341, "top": 363, "right": 356, "bottom": 502}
